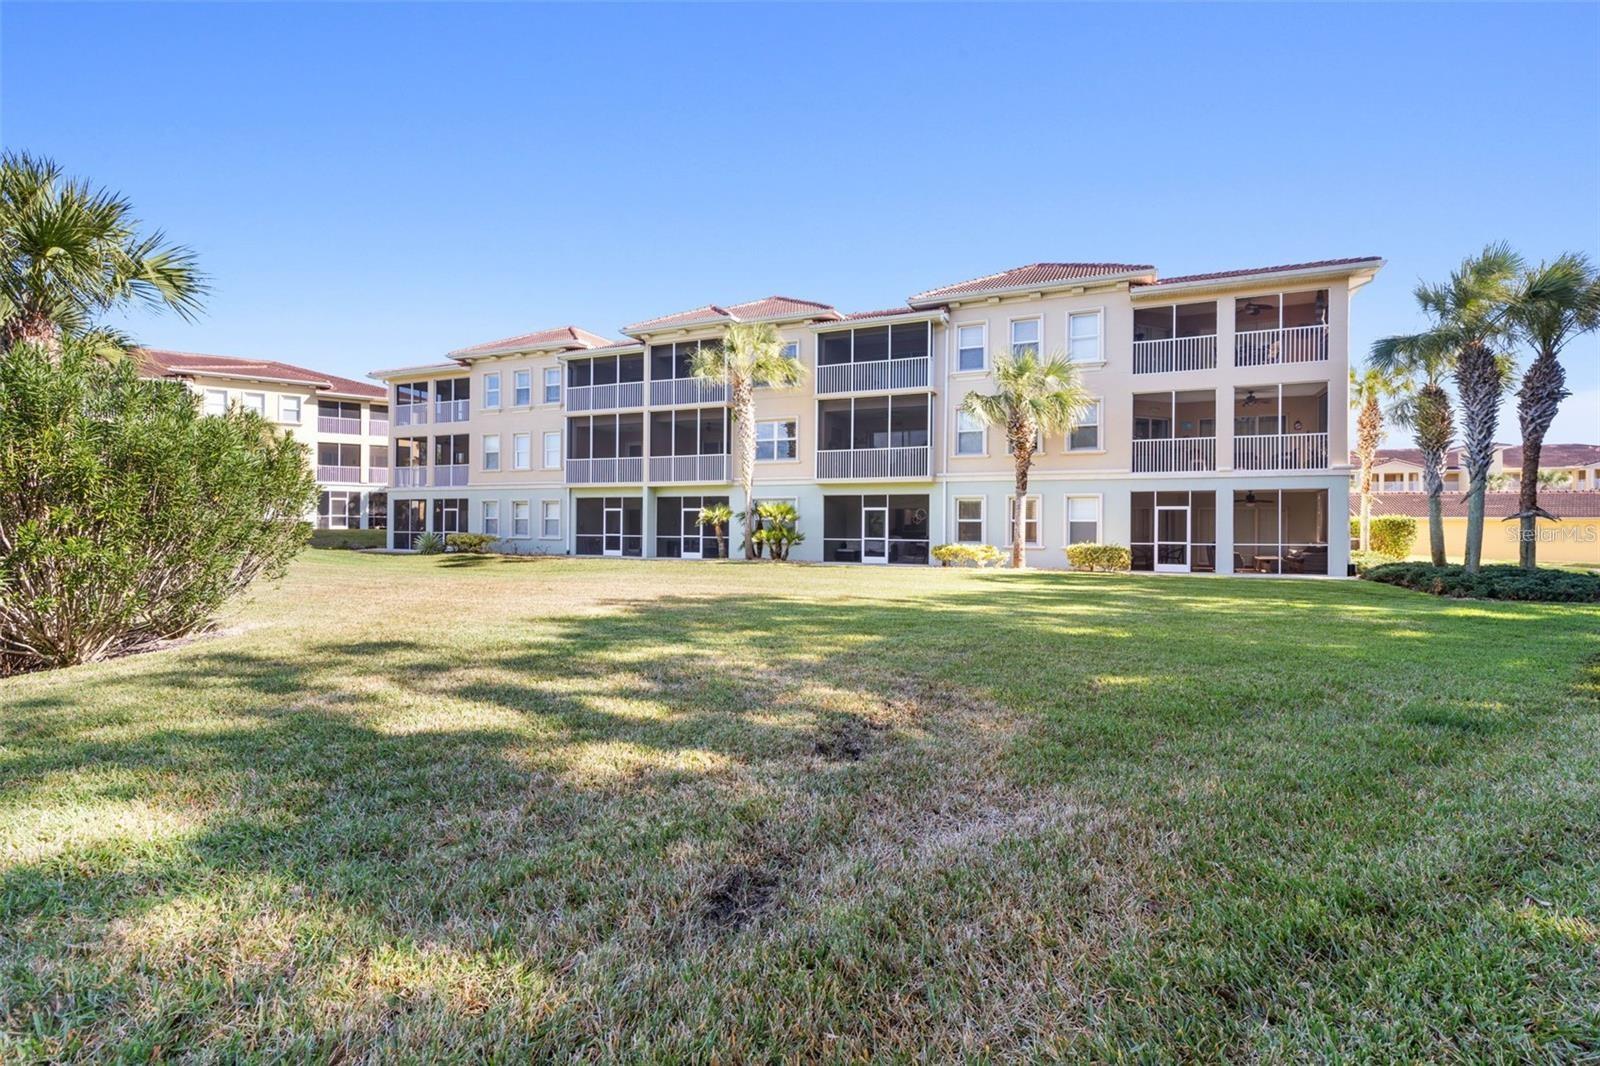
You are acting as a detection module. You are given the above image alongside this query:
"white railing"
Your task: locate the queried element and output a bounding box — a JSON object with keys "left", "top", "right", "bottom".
{"left": 566, "top": 457, "right": 644, "bottom": 484}
{"left": 650, "top": 378, "right": 727, "bottom": 406}
{"left": 434, "top": 398, "right": 470, "bottom": 423}
{"left": 1233, "top": 432, "right": 1330, "bottom": 471}
{"left": 369, "top": 418, "right": 390, "bottom": 436}
{"left": 434, "top": 463, "right": 469, "bottom": 487}
{"left": 367, "top": 468, "right": 389, "bottom": 485}
{"left": 316, "top": 464, "right": 361, "bottom": 483}
{"left": 816, "top": 356, "right": 931, "bottom": 395}
{"left": 1132, "top": 336, "right": 1218, "bottom": 374}
{"left": 1235, "top": 324, "right": 1328, "bottom": 367}
{"left": 394, "top": 402, "right": 428, "bottom": 427}
{"left": 816, "top": 446, "right": 930, "bottom": 480}
{"left": 393, "top": 467, "right": 427, "bottom": 487}
{"left": 567, "top": 381, "right": 645, "bottom": 412}
{"left": 649, "top": 454, "right": 729, "bottom": 483}
{"left": 318, "top": 415, "right": 362, "bottom": 434}
{"left": 1132, "top": 437, "right": 1216, "bottom": 473}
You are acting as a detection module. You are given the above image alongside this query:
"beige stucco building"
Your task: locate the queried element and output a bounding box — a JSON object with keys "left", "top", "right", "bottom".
{"left": 370, "top": 257, "right": 1386, "bottom": 575}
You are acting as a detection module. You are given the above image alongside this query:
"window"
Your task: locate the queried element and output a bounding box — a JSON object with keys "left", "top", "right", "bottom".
{"left": 512, "top": 500, "right": 531, "bottom": 537}
{"left": 1008, "top": 495, "right": 1041, "bottom": 547}
{"left": 1068, "top": 310, "right": 1102, "bottom": 363}
{"left": 279, "top": 395, "right": 302, "bottom": 424}
{"left": 955, "top": 410, "right": 985, "bottom": 455}
{"left": 1010, "top": 318, "right": 1040, "bottom": 359}
{"left": 513, "top": 370, "right": 531, "bottom": 406}
{"left": 482, "top": 434, "right": 501, "bottom": 471}
{"left": 1068, "top": 401, "right": 1101, "bottom": 451}
{"left": 780, "top": 341, "right": 799, "bottom": 362}
{"left": 202, "top": 389, "right": 227, "bottom": 416}
{"left": 755, "top": 419, "right": 797, "bottom": 461}
{"left": 482, "top": 500, "right": 500, "bottom": 536}
{"left": 542, "top": 431, "right": 561, "bottom": 469}
{"left": 483, "top": 372, "right": 501, "bottom": 408}
{"left": 957, "top": 324, "right": 986, "bottom": 371}
{"left": 1065, "top": 496, "right": 1100, "bottom": 545}
{"left": 543, "top": 367, "right": 561, "bottom": 404}
{"left": 955, "top": 498, "right": 985, "bottom": 544}
{"left": 241, "top": 392, "right": 267, "bottom": 416}
{"left": 541, "top": 500, "right": 560, "bottom": 538}
{"left": 513, "top": 433, "right": 531, "bottom": 470}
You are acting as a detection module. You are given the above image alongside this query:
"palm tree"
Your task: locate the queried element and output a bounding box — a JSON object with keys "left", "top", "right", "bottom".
{"left": 690, "top": 322, "right": 804, "bottom": 558}
{"left": 1506, "top": 253, "right": 1600, "bottom": 569}
{"left": 1349, "top": 367, "right": 1405, "bottom": 554}
{"left": 961, "top": 349, "right": 1094, "bottom": 569}
{"left": 695, "top": 503, "right": 733, "bottom": 559}
{"left": 1, "top": 152, "right": 206, "bottom": 352}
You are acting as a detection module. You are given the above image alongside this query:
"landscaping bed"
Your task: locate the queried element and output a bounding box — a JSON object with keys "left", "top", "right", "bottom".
{"left": 1363, "top": 561, "right": 1600, "bottom": 602}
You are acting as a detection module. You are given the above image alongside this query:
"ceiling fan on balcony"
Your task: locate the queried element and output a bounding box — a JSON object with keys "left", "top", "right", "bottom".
{"left": 1240, "top": 300, "right": 1275, "bottom": 317}
{"left": 1241, "top": 389, "right": 1261, "bottom": 406}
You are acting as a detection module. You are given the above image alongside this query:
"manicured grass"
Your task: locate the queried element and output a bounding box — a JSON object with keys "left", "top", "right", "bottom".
{"left": 3, "top": 552, "right": 1599, "bottom": 1060}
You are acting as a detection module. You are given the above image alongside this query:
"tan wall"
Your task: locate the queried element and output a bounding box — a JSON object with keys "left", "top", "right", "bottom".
{"left": 1401, "top": 516, "right": 1600, "bottom": 565}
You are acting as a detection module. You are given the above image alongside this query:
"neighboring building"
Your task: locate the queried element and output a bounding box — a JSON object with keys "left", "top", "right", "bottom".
{"left": 1352, "top": 490, "right": 1600, "bottom": 565}
{"left": 371, "top": 257, "right": 1386, "bottom": 574}
{"left": 1359, "top": 444, "right": 1600, "bottom": 494}
{"left": 136, "top": 348, "right": 391, "bottom": 530}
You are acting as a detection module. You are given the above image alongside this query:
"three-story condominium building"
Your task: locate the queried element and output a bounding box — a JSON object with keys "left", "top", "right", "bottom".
{"left": 136, "top": 348, "right": 392, "bottom": 531}
{"left": 371, "top": 256, "right": 1383, "bottom": 574}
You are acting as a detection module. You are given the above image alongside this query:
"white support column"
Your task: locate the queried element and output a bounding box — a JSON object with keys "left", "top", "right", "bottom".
{"left": 1215, "top": 486, "right": 1236, "bottom": 575}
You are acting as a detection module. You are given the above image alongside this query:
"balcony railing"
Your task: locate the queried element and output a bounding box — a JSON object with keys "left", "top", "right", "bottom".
{"left": 1132, "top": 437, "right": 1217, "bottom": 473}
{"left": 393, "top": 467, "right": 427, "bottom": 487}
{"left": 1235, "top": 324, "right": 1328, "bottom": 367}
{"left": 369, "top": 418, "right": 390, "bottom": 436}
{"left": 816, "top": 356, "right": 931, "bottom": 395}
{"left": 394, "top": 402, "right": 428, "bottom": 427}
{"left": 1233, "top": 432, "right": 1330, "bottom": 471}
{"left": 434, "top": 398, "right": 470, "bottom": 423}
{"left": 567, "top": 381, "right": 645, "bottom": 412}
{"left": 650, "top": 378, "right": 727, "bottom": 406}
{"left": 367, "top": 468, "right": 389, "bottom": 485}
{"left": 318, "top": 415, "right": 362, "bottom": 434}
{"left": 648, "top": 454, "right": 729, "bottom": 483}
{"left": 816, "top": 446, "right": 930, "bottom": 480}
{"left": 566, "top": 456, "right": 644, "bottom": 484}
{"left": 434, "top": 463, "right": 469, "bottom": 486}
{"left": 1132, "top": 336, "right": 1217, "bottom": 374}
{"left": 316, "top": 464, "right": 361, "bottom": 483}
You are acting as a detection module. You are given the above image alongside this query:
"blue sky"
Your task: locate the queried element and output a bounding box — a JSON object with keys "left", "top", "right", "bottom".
{"left": 4, "top": 2, "right": 1598, "bottom": 442}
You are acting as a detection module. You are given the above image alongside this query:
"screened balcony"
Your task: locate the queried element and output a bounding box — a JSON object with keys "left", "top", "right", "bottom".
{"left": 1132, "top": 390, "right": 1216, "bottom": 472}
{"left": 1232, "top": 383, "right": 1330, "bottom": 470}
{"left": 368, "top": 406, "right": 389, "bottom": 436}
{"left": 815, "top": 321, "right": 932, "bottom": 395}
{"left": 1234, "top": 289, "right": 1330, "bottom": 366}
{"left": 567, "top": 414, "right": 645, "bottom": 484}
{"left": 316, "top": 442, "right": 362, "bottom": 483}
{"left": 433, "top": 378, "right": 471, "bottom": 423}
{"left": 649, "top": 407, "right": 729, "bottom": 483}
{"left": 432, "top": 433, "right": 469, "bottom": 486}
{"left": 392, "top": 436, "right": 428, "bottom": 487}
{"left": 649, "top": 339, "right": 727, "bottom": 406}
{"left": 567, "top": 350, "right": 645, "bottom": 412}
{"left": 317, "top": 399, "right": 363, "bottom": 434}
{"left": 393, "top": 382, "right": 429, "bottom": 427}
{"left": 1234, "top": 489, "right": 1331, "bottom": 574}
{"left": 1132, "top": 302, "right": 1218, "bottom": 374}
{"left": 816, "top": 395, "right": 931, "bottom": 480}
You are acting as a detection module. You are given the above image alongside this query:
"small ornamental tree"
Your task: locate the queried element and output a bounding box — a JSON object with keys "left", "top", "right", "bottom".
{"left": 0, "top": 340, "right": 315, "bottom": 673}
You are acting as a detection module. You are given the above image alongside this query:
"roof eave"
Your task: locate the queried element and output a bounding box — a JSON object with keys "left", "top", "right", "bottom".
{"left": 1131, "top": 259, "right": 1387, "bottom": 299}
{"left": 908, "top": 269, "right": 1158, "bottom": 308}
{"left": 813, "top": 309, "right": 949, "bottom": 330}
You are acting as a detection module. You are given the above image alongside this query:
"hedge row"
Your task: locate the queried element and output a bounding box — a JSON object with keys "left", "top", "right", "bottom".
{"left": 1362, "top": 563, "right": 1600, "bottom": 603}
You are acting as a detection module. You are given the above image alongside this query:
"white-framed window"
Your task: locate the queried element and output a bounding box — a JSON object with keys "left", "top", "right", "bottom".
{"left": 513, "top": 370, "right": 531, "bottom": 406}
{"left": 1067, "top": 309, "right": 1103, "bottom": 363}
{"left": 540, "top": 499, "right": 560, "bottom": 539}
{"left": 512, "top": 500, "right": 531, "bottom": 538}
{"left": 241, "top": 391, "right": 267, "bottom": 417}
{"left": 1065, "top": 495, "right": 1101, "bottom": 546}
{"left": 780, "top": 341, "right": 799, "bottom": 362}
{"left": 512, "top": 433, "right": 531, "bottom": 470}
{"left": 1010, "top": 318, "right": 1041, "bottom": 359}
{"left": 279, "top": 395, "right": 302, "bottom": 424}
{"left": 542, "top": 431, "right": 561, "bottom": 469}
{"left": 543, "top": 367, "right": 561, "bottom": 404}
{"left": 482, "top": 499, "right": 500, "bottom": 537}
{"left": 955, "top": 497, "right": 985, "bottom": 544}
{"left": 1008, "top": 494, "right": 1042, "bottom": 547}
{"left": 482, "top": 433, "right": 501, "bottom": 471}
{"left": 483, "top": 372, "right": 501, "bottom": 408}
{"left": 955, "top": 410, "right": 985, "bottom": 456}
{"left": 956, "top": 323, "right": 986, "bottom": 372}
{"left": 755, "top": 419, "right": 797, "bottom": 461}
{"left": 1068, "top": 400, "right": 1101, "bottom": 451}
{"left": 202, "top": 388, "right": 228, "bottom": 416}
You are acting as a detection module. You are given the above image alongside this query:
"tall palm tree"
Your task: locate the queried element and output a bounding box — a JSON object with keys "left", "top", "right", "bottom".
{"left": 961, "top": 349, "right": 1094, "bottom": 569}
{"left": 1507, "top": 253, "right": 1600, "bottom": 569}
{"left": 1349, "top": 367, "right": 1405, "bottom": 554}
{"left": 691, "top": 322, "right": 804, "bottom": 558}
{"left": 0, "top": 152, "right": 206, "bottom": 352}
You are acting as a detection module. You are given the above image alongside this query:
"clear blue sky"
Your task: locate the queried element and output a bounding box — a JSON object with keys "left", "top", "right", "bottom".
{"left": 4, "top": 2, "right": 1597, "bottom": 442}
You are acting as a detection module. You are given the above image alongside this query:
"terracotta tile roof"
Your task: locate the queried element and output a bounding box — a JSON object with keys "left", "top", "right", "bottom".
{"left": 448, "top": 325, "right": 614, "bottom": 358}
{"left": 623, "top": 295, "right": 838, "bottom": 334}
{"left": 1134, "top": 257, "right": 1383, "bottom": 289}
{"left": 1354, "top": 490, "right": 1600, "bottom": 520}
{"left": 1504, "top": 443, "right": 1600, "bottom": 467}
{"left": 909, "top": 262, "right": 1156, "bottom": 305}
{"left": 136, "top": 348, "right": 385, "bottom": 399}
{"left": 837, "top": 307, "right": 927, "bottom": 322}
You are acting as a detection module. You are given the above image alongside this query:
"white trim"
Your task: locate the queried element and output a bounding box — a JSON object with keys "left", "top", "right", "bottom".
{"left": 277, "top": 394, "right": 303, "bottom": 424}
{"left": 512, "top": 432, "right": 531, "bottom": 470}
{"left": 1008, "top": 315, "right": 1043, "bottom": 359}
{"left": 954, "top": 321, "right": 988, "bottom": 373}
{"left": 540, "top": 498, "right": 562, "bottom": 539}
{"left": 481, "top": 498, "right": 500, "bottom": 537}
{"left": 241, "top": 391, "right": 267, "bottom": 417}
{"left": 542, "top": 366, "right": 562, "bottom": 405}
{"left": 1006, "top": 493, "right": 1043, "bottom": 549}
{"left": 1067, "top": 398, "right": 1103, "bottom": 453}
{"left": 512, "top": 369, "right": 532, "bottom": 407}
{"left": 482, "top": 433, "right": 501, "bottom": 471}
{"left": 482, "top": 371, "right": 501, "bottom": 409}
{"left": 1063, "top": 493, "right": 1103, "bottom": 546}
{"left": 510, "top": 499, "right": 532, "bottom": 539}
{"left": 1128, "top": 260, "right": 1384, "bottom": 298}
{"left": 952, "top": 408, "right": 987, "bottom": 457}
{"left": 953, "top": 495, "right": 986, "bottom": 544}
{"left": 909, "top": 268, "right": 1155, "bottom": 308}
{"left": 755, "top": 417, "right": 799, "bottom": 463}
{"left": 1066, "top": 306, "right": 1106, "bottom": 367}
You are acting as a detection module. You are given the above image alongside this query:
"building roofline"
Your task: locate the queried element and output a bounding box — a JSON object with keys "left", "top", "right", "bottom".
{"left": 907, "top": 267, "right": 1157, "bottom": 308}
{"left": 1130, "top": 258, "right": 1387, "bottom": 297}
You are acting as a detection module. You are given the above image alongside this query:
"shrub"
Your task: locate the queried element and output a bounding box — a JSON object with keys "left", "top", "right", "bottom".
{"left": 0, "top": 340, "right": 315, "bottom": 674}
{"left": 309, "top": 528, "right": 385, "bottom": 550}
{"left": 1362, "top": 562, "right": 1600, "bottom": 603}
{"left": 1064, "top": 543, "right": 1132, "bottom": 572}
{"left": 752, "top": 502, "right": 801, "bottom": 561}
{"left": 932, "top": 543, "right": 1005, "bottom": 568}
{"left": 1350, "top": 550, "right": 1392, "bottom": 575}
{"left": 1349, "top": 515, "right": 1418, "bottom": 560}
{"left": 445, "top": 532, "right": 498, "bottom": 554}
{"left": 414, "top": 532, "right": 444, "bottom": 555}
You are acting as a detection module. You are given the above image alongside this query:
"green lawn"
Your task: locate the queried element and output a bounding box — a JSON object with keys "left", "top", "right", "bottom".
{"left": 4, "top": 552, "right": 1599, "bottom": 1060}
